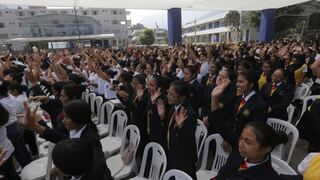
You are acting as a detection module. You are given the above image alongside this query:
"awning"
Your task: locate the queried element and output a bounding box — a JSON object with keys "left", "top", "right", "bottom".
{"left": 6, "top": 33, "right": 115, "bottom": 42}
{"left": 0, "top": 0, "right": 311, "bottom": 11}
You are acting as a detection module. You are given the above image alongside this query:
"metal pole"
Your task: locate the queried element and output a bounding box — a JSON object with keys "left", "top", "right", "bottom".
{"left": 74, "top": 0, "right": 81, "bottom": 47}
{"left": 194, "top": 19, "right": 197, "bottom": 44}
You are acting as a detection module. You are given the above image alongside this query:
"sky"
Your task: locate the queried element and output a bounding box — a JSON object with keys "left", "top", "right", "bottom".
{"left": 128, "top": 9, "right": 215, "bottom": 29}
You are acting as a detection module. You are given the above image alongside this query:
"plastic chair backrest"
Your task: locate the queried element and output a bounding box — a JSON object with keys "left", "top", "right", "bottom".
{"left": 120, "top": 125, "right": 140, "bottom": 166}
{"left": 45, "top": 143, "right": 55, "bottom": 180}
{"left": 294, "top": 83, "right": 310, "bottom": 100}
{"left": 195, "top": 119, "right": 208, "bottom": 158}
{"left": 106, "top": 101, "right": 115, "bottom": 124}
{"left": 267, "top": 118, "right": 299, "bottom": 163}
{"left": 100, "top": 101, "right": 113, "bottom": 125}
{"left": 286, "top": 104, "right": 295, "bottom": 124}
{"left": 84, "top": 89, "right": 90, "bottom": 103}
{"left": 88, "top": 93, "right": 96, "bottom": 113}
{"left": 108, "top": 110, "right": 128, "bottom": 138}
{"left": 163, "top": 169, "right": 193, "bottom": 180}
{"left": 199, "top": 134, "right": 229, "bottom": 173}
{"left": 138, "top": 142, "right": 167, "bottom": 180}
{"left": 271, "top": 155, "right": 297, "bottom": 175}
{"left": 300, "top": 95, "right": 319, "bottom": 119}
{"left": 95, "top": 96, "right": 104, "bottom": 117}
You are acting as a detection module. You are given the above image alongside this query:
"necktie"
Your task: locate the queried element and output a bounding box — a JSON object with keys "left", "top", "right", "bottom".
{"left": 206, "top": 75, "right": 213, "bottom": 85}
{"left": 238, "top": 161, "right": 248, "bottom": 171}
{"left": 167, "top": 110, "right": 176, "bottom": 149}
{"left": 237, "top": 98, "right": 246, "bottom": 112}
{"left": 270, "top": 83, "right": 277, "bottom": 96}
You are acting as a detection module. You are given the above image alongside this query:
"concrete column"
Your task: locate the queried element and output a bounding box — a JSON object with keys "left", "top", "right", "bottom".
{"left": 258, "top": 9, "right": 276, "bottom": 42}
{"left": 167, "top": 8, "right": 182, "bottom": 45}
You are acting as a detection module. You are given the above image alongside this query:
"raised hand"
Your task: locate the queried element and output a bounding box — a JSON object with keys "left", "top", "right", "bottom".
{"left": 211, "top": 78, "right": 230, "bottom": 98}
{"left": 151, "top": 88, "right": 161, "bottom": 104}
{"left": 19, "top": 102, "right": 43, "bottom": 134}
{"left": 156, "top": 99, "right": 166, "bottom": 121}
{"left": 175, "top": 106, "right": 188, "bottom": 129}
{"left": 0, "top": 147, "right": 7, "bottom": 167}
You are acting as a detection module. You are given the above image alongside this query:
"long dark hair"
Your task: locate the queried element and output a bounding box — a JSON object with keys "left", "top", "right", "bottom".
{"left": 245, "top": 121, "right": 288, "bottom": 151}
{"left": 0, "top": 104, "right": 9, "bottom": 126}
{"left": 52, "top": 138, "right": 93, "bottom": 176}
{"left": 63, "top": 100, "right": 98, "bottom": 135}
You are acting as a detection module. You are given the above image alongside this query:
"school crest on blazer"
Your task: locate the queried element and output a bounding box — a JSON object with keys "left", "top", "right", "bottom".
{"left": 242, "top": 109, "right": 250, "bottom": 116}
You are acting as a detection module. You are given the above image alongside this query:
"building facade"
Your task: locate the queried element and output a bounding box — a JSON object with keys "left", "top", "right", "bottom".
{"left": 182, "top": 11, "right": 259, "bottom": 44}
{"left": 0, "top": 6, "right": 131, "bottom": 47}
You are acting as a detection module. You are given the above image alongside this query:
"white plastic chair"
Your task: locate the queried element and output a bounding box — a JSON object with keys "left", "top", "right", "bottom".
{"left": 106, "top": 125, "right": 140, "bottom": 180}
{"left": 84, "top": 89, "right": 91, "bottom": 103}
{"left": 97, "top": 101, "right": 115, "bottom": 138}
{"left": 87, "top": 93, "right": 96, "bottom": 114}
{"left": 100, "top": 110, "right": 128, "bottom": 158}
{"left": 271, "top": 155, "right": 297, "bottom": 175}
{"left": 163, "top": 169, "right": 193, "bottom": 180}
{"left": 21, "top": 143, "right": 54, "bottom": 180}
{"left": 92, "top": 96, "right": 104, "bottom": 124}
{"left": 286, "top": 104, "right": 295, "bottom": 124}
{"left": 82, "top": 89, "right": 89, "bottom": 100}
{"left": 267, "top": 118, "right": 299, "bottom": 164}
{"left": 293, "top": 83, "right": 310, "bottom": 100}
{"left": 196, "top": 134, "right": 229, "bottom": 180}
{"left": 195, "top": 119, "right": 207, "bottom": 158}
{"left": 129, "top": 142, "right": 167, "bottom": 180}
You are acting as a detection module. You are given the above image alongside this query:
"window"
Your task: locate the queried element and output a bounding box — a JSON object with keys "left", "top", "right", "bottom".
{"left": 30, "top": 11, "right": 36, "bottom": 16}
{"left": 214, "top": 21, "right": 220, "bottom": 28}
{"left": 82, "top": 11, "right": 88, "bottom": 15}
{"left": 208, "top": 22, "right": 213, "bottom": 29}
{"left": 19, "top": 22, "right": 22, "bottom": 27}
{"left": 0, "top": 34, "right": 8, "bottom": 39}
{"left": 112, "top": 10, "right": 118, "bottom": 15}
{"left": 120, "top": 21, "right": 126, "bottom": 25}
{"left": 91, "top": 11, "right": 98, "bottom": 15}
{"left": 16, "top": 11, "right": 25, "bottom": 16}
{"left": 112, "top": 20, "right": 119, "bottom": 25}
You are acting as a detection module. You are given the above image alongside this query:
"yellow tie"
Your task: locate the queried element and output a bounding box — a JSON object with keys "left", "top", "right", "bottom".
{"left": 270, "top": 84, "right": 277, "bottom": 96}
{"left": 166, "top": 111, "right": 175, "bottom": 149}
{"left": 147, "top": 110, "right": 151, "bottom": 134}
{"left": 304, "top": 154, "right": 320, "bottom": 180}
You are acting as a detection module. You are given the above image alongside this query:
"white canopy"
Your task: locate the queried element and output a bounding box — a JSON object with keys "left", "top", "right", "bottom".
{"left": 0, "top": 0, "right": 310, "bottom": 11}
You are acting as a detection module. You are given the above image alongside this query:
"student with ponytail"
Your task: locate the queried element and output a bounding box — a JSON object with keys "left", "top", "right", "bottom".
{"left": 209, "top": 80, "right": 292, "bottom": 180}
{"left": 20, "top": 100, "right": 112, "bottom": 180}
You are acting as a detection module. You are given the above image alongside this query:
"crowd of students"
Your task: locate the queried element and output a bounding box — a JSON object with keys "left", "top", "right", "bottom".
{"left": 0, "top": 39, "right": 319, "bottom": 180}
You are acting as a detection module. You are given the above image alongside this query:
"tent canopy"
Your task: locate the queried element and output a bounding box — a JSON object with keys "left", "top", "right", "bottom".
{"left": 0, "top": 0, "right": 310, "bottom": 11}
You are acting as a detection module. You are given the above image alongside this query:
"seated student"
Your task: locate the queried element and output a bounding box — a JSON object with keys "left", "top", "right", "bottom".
{"left": 183, "top": 65, "right": 202, "bottom": 116}
{"left": 297, "top": 98, "right": 320, "bottom": 152}
{"left": 0, "top": 104, "right": 20, "bottom": 180}
{"left": 210, "top": 71, "right": 268, "bottom": 145}
{"left": 210, "top": 80, "right": 301, "bottom": 180}
{"left": 258, "top": 61, "right": 272, "bottom": 90}
{"left": 9, "top": 82, "right": 39, "bottom": 158}
{"left": 260, "top": 69, "right": 294, "bottom": 121}
{"left": 52, "top": 138, "right": 111, "bottom": 180}
{"left": 298, "top": 152, "right": 320, "bottom": 180}
{"left": 30, "top": 83, "right": 82, "bottom": 134}
{"left": 310, "top": 58, "right": 320, "bottom": 95}
{"left": 0, "top": 81, "right": 31, "bottom": 168}
{"left": 21, "top": 99, "right": 112, "bottom": 179}
{"left": 153, "top": 80, "right": 198, "bottom": 179}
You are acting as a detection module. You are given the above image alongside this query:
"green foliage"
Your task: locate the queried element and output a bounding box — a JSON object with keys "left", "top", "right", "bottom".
{"left": 140, "top": 29, "right": 155, "bottom": 46}
{"left": 224, "top": 11, "right": 240, "bottom": 31}
{"left": 248, "top": 0, "right": 320, "bottom": 38}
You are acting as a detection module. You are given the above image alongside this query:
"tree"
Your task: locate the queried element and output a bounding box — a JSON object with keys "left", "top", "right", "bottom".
{"left": 140, "top": 29, "right": 155, "bottom": 46}
{"left": 223, "top": 11, "right": 241, "bottom": 41}
{"left": 248, "top": 0, "right": 320, "bottom": 39}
